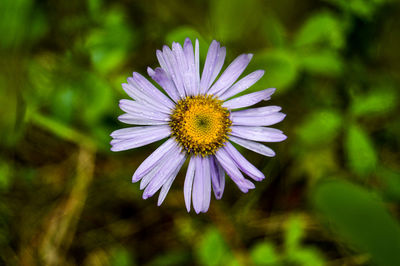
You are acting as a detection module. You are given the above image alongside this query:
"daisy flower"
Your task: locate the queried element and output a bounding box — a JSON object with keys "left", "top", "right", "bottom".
{"left": 111, "top": 38, "right": 286, "bottom": 213}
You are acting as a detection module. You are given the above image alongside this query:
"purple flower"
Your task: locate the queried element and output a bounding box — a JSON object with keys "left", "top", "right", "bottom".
{"left": 111, "top": 39, "right": 286, "bottom": 213}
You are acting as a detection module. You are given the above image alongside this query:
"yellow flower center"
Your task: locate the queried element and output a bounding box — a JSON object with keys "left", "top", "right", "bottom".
{"left": 169, "top": 95, "right": 232, "bottom": 156}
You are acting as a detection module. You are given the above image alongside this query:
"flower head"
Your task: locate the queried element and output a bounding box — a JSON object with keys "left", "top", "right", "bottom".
{"left": 111, "top": 39, "right": 286, "bottom": 213}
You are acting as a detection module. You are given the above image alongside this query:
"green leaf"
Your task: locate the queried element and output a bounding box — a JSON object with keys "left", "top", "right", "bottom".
{"left": 284, "top": 216, "right": 305, "bottom": 252}
{"left": 251, "top": 242, "right": 280, "bottom": 265}
{"left": 345, "top": 125, "right": 377, "bottom": 177}
{"left": 210, "top": 0, "right": 262, "bottom": 42}
{"left": 0, "top": 161, "right": 11, "bottom": 190}
{"left": 296, "top": 110, "right": 342, "bottom": 146}
{"left": 299, "top": 50, "right": 343, "bottom": 77}
{"left": 313, "top": 179, "right": 400, "bottom": 266}
{"left": 196, "top": 227, "right": 231, "bottom": 266}
{"left": 378, "top": 167, "right": 400, "bottom": 201}
{"left": 286, "top": 248, "right": 326, "bottom": 266}
{"left": 350, "top": 87, "right": 398, "bottom": 117}
{"left": 252, "top": 49, "right": 298, "bottom": 93}
{"left": 294, "top": 11, "right": 344, "bottom": 50}
{"left": 110, "top": 247, "right": 136, "bottom": 266}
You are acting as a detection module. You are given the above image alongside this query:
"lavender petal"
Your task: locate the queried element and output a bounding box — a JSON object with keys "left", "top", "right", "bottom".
{"left": 118, "top": 114, "right": 169, "bottom": 125}
{"left": 147, "top": 67, "right": 180, "bottom": 102}
{"left": 192, "top": 156, "right": 212, "bottom": 214}
{"left": 232, "top": 112, "right": 286, "bottom": 126}
{"left": 184, "top": 156, "right": 196, "bottom": 212}
{"left": 132, "top": 138, "right": 176, "bottom": 182}
{"left": 224, "top": 142, "right": 265, "bottom": 181}
{"left": 200, "top": 41, "right": 223, "bottom": 93}
{"left": 208, "top": 54, "right": 253, "bottom": 95}
{"left": 231, "top": 106, "right": 281, "bottom": 117}
{"left": 229, "top": 136, "right": 276, "bottom": 157}
{"left": 157, "top": 156, "right": 186, "bottom": 206}
{"left": 222, "top": 88, "right": 276, "bottom": 110}
{"left": 231, "top": 126, "right": 287, "bottom": 142}
{"left": 218, "top": 70, "right": 264, "bottom": 100}
{"left": 210, "top": 156, "right": 225, "bottom": 200}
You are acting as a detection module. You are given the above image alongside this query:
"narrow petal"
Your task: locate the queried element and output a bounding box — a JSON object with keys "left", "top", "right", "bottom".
{"left": 224, "top": 142, "right": 265, "bottom": 181}
{"left": 110, "top": 127, "right": 171, "bottom": 152}
{"left": 215, "top": 148, "right": 255, "bottom": 193}
{"left": 192, "top": 156, "right": 212, "bottom": 214}
{"left": 119, "top": 100, "right": 170, "bottom": 121}
{"left": 131, "top": 72, "right": 175, "bottom": 109}
{"left": 157, "top": 156, "right": 186, "bottom": 206}
{"left": 140, "top": 154, "right": 171, "bottom": 189}
{"left": 200, "top": 41, "right": 225, "bottom": 93}
{"left": 126, "top": 79, "right": 171, "bottom": 113}
{"left": 232, "top": 112, "right": 286, "bottom": 126}
{"left": 143, "top": 149, "right": 186, "bottom": 199}
{"left": 229, "top": 136, "right": 276, "bottom": 157}
{"left": 183, "top": 38, "right": 196, "bottom": 96}
{"left": 208, "top": 54, "right": 253, "bottom": 95}
{"left": 210, "top": 156, "right": 225, "bottom": 200}
{"left": 194, "top": 39, "right": 200, "bottom": 95}
{"left": 132, "top": 138, "right": 176, "bottom": 182}
{"left": 162, "top": 45, "right": 186, "bottom": 98}
{"left": 118, "top": 114, "right": 168, "bottom": 125}
{"left": 231, "top": 126, "right": 287, "bottom": 142}
{"left": 184, "top": 156, "right": 196, "bottom": 212}
{"left": 222, "top": 88, "right": 276, "bottom": 110}
{"left": 122, "top": 83, "right": 165, "bottom": 112}
{"left": 231, "top": 106, "right": 281, "bottom": 117}
{"left": 111, "top": 125, "right": 170, "bottom": 142}
{"left": 172, "top": 42, "right": 191, "bottom": 96}
{"left": 218, "top": 70, "right": 264, "bottom": 100}
{"left": 147, "top": 67, "right": 180, "bottom": 102}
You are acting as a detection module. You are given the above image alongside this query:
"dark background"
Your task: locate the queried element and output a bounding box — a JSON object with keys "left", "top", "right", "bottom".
{"left": 1, "top": 0, "right": 400, "bottom": 265}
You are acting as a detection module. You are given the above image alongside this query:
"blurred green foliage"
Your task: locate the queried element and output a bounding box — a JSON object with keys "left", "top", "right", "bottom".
{"left": 0, "top": 0, "right": 400, "bottom": 265}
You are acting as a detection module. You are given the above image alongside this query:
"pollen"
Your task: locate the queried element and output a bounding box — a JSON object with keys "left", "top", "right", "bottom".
{"left": 169, "top": 95, "right": 232, "bottom": 156}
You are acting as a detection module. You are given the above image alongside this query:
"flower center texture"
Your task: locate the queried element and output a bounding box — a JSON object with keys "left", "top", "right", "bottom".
{"left": 169, "top": 95, "right": 232, "bottom": 156}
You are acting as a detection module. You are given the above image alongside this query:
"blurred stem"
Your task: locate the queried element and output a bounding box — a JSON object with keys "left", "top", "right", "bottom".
{"left": 30, "top": 111, "right": 96, "bottom": 149}
{"left": 38, "top": 146, "right": 96, "bottom": 266}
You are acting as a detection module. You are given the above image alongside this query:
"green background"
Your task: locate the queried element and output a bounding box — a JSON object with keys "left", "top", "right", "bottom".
{"left": 1, "top": 0, "right": 400, "bottom": 265}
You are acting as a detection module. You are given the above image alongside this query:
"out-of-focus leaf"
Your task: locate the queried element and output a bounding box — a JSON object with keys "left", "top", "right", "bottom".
{"left": 149, "top": 250, "right": 191, "bottom": 266}
{"left": 252, "top": 49, "right": 298, "bottom": 93}
{"left": 250, "top": 242, "right": 280, "bottom": 265}
{"left": 210, "top": 0, "right": 262, "bottom": 42}
{"left": 378, "top": 167, "right": 400, "bottom": 201}
{"left": 0, "top": 0, "right": 33, "bottom": 48}
{"left": 85, "top": 7, "right": 137, "bottom": 73}
{"left": 196, "top": 227, "right": 231, "bottom": 266}
{"left": 287, "top": 248, "right": 325, "bottom": 266}
{"left": 345, "top": 124, "right": 377, "bottom": 177}
{"left": 261, "top": 15, "right": 286, "bottom": 47}
{"left": 299, "top": 50, "right": 343, "bottom": 76}
{"left": 297, "top": 110, "right": 342, "bottom": 146}
{"left": 284, "top": 216, "right": 305, "bottom": 252}
{"left": 166, "top": 27, "right": 208, "bottom": 49}
{"left": 294, "top": 11, "right": 344, "bottom": 50}
{"left": 313, "top": 179, "right": 400, "bottom": 266}
{"left": 350, "top": 87, "right": 398, "bottom": 117}
{"left": 0, "top": 161, "right": 11, "bottom": 190}
{"left": 110, "top": 247, "right": 136, "bottom": 266}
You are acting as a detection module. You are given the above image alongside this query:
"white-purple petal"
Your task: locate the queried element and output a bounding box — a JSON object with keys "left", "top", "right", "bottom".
{"left": 231, "top": 106, "right": 281, "bottom": 117}
{"left": 192, "top": 156, "right": 212, "bottom": 214}
{"left": 118, "top": 114, "right": 169, "bottom": 125}
{"left": 162, "top": 45, "right": 186, "bottom": 98}
{"left": 210, "top": 156, "right": 225, "bottom": 200}
{"left": 232, "top": 112, "right": 286, "bottom": 126}
{"left": 147, "top": 67, "right": 180, "bottom": 102}
{"left": 110, "top": 126, "right": 171, "bottom": 152}
{"left": 231, "top": 126, "right": 287, "bottom": 142}
{"left": 218, "top": 70, "right": 264, "bottom": 100}
{"left": 111, "top": 125, "right": 170, "bottom": 142}
{"left": 229, "top": 136, "right": 276, "bottom": 157}
{"left": 200, "top": 41, "right": 223, "bottom": 93}
{"left": 183, "top": 38, "right": 197, "bottom": 96}
{"left": 157, "top": 156, "right": 186, "bottom": 206}
{"left": 184, "top": 156, "right": 196, "bottom": 212}
{"left": 224, "top": 142, "right": 265, "bottom": 181}
{"left": 208, "top": 53, "right": 253, "bottom": 95}
{"left": 119, "top": 100, "right": 170, "bottom": 121}
{"left": 215, "top": 148, "right": 255, "bottom": 193}
{"left": 132, "top": 138, "right": 176, "bottom": 182}
{"left": 142, "top": 149, "right": 186, "bottom": 199}
{"left": 222, "top": 88, "right": 276, "bottom": 110}
{"left": 194, "top": 39, "right": 200, "bottom": 95}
